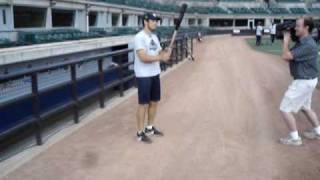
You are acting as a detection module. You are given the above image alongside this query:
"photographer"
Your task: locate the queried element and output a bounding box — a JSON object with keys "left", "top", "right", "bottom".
{"left": 279, "top": 17, "right": 320, "bottom": 146}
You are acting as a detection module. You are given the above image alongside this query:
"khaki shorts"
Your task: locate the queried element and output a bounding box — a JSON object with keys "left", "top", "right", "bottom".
{"left": 280, "top": 78, "right": 318, "bottom": 113}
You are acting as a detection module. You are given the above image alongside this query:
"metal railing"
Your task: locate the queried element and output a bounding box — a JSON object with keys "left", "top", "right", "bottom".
{"left": 0, "top": 36, "right": 194, "bottom": 148}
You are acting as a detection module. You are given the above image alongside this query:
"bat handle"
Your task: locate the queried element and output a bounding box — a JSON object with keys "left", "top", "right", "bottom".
{"left": 169, "top": 31, "right": 178, "bottom": 49}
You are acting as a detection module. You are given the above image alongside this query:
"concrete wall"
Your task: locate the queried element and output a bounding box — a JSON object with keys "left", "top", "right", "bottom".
{"left": 0, "top": 35, "right": 134, "bottom": 66}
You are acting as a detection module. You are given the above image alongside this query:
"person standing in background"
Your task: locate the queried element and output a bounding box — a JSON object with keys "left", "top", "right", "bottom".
{"left": 270, "top": 22, "right": 277, "bottom": 44}
{"left": 256, "top": 22, "right": 263, "bottom": 46}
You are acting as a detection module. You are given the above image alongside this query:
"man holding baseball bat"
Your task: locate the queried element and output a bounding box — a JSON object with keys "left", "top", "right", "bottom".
{"left": 134, "top": 13, "right": 172, "bottom": 143}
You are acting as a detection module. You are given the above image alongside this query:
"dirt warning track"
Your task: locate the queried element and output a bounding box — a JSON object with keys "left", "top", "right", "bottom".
{"left": 2, "top": 35, "right": 320, "bottom": 180}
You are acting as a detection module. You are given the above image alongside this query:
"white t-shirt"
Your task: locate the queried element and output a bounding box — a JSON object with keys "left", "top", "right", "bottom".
{"left": 134, "top": 30, "right": 162, "bottom": 78}
{"left": 256, "top": 25, "right": 263, "bottom": 36}
{"left": 270, "top": 24, "right": 276, "bottom": 35}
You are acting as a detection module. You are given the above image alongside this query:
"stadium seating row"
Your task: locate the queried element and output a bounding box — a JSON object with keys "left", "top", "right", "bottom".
{"left": 220, "top": 0, "right": 255, "bottom": 2}
{"left": 0, "top": 38, "right": 11, "bottom": 48}
{"left": 90, "top": 27, "right": 141, "bottom": 37}
{"left": 269, "top": 7, "right": 290, "bottom": 14}
{"left": 18, "top": 29, "right": 102, "bottom": 45}
{"left": 187, "top": 7, "right": 228, "bottom": 14}
{"left": 183, "top": 0, "right": 212, "bottom": 1}
{"left": 228, "top": 7, "right": 253, "bottom": 14}
{"left": 8, "top": 26, "right": 211, "bottom": 47}
{"left": 201, "top": 6, "right": 314, "bottom": 15}
{"left": 290, "top": 7, "right": 307, "bottom": 14}
{"left": 276, "top": 0, "right": 303, "bottom": 2}
{"left": 308, "top": 8, "right": 320, "bottom": 14}
{"left": 96, "top": 0, "right": 180, "bottom": 12}
{"left": 250, "top": 7, "right": 269, "bottom": 14}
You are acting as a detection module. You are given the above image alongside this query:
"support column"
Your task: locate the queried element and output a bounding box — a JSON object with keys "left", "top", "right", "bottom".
{"left": 46, "top": 7, "right": 52, "bottom": 29}
{"left": 86, "top": 10, "right": 89, "bottom": 32}
{"left": 106, "top": 12, "right": 112, "bottom": 27}
{"left": 170, "top": 17, "right": 174, "bottom": 26}
{"left": 162, "top": 17, "right": 169, "bottom": 26}
{"left": 118, "top": 13, "right": 123, "bottom": 27}
{"left": 97, "top": 11, "right": 107, "bottom": 28}
{"left": 181, "top": 18, "right": 188, "bottom": 27}
{"left": 0, "top": 5, "right": 15, "bottom": 41}
{"left": 136, "top": 15, "right": 139, "bottom": 26}
{"left": 265, "top": 18, "right": 272, "bottom": 28}
{"left": 197, "top": 19, "right": 202, "bottom": 26}
{"left": 0, "top": 5, "right": 14, "bottom": 31}
{"left": 128, "top": 14, "right": 134, "bottom": 27}
{"left": 202, "top": 18, "right": 209, "bottom": 27}
{"left": 248, "top": 19, "right": 254, "bottom": 30}
{"left": 75, "top": 9, "right": 87, "bottom": 32}
{"left": 161, "top": 17, "right": 165, "bottom": 26}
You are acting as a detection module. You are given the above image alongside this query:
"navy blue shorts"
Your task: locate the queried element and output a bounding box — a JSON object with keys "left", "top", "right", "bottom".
{"left": 136, "top": 75, "right": 161, "bottom": 105}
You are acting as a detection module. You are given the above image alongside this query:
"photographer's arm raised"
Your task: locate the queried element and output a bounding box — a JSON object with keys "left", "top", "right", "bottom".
{"left": 282, "top": 32, "right": 294, "bottom": 61}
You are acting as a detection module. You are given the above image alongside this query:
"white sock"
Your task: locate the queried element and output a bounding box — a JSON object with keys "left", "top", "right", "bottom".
{"left": 314, "top": 126, "right": 320, "bottom": 135}
{"left": 147, "top": 125, "right": 153, "bottom": 130}
{"left": 290, "top": 131, "right": 300, "bottom": 140}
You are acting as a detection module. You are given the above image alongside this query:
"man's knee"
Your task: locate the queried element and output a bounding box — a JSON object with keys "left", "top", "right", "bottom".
{"left": 301, "top": 107, "right": 313, "bottom": 114}
{"left": 280, "top": 108, "right": 295, "bottom": 116}
{"left": 301, "top": 107, "right": 307, "bottom": 113}
{"left": 149, "top": 101, "right": 158, "bottom": 108}
{"left": 280, "top": 109, "right": 289, "bottom": 115}
{"left": 138, "top": 104, "right": 149, "bottom": 110}
{"left": 280, "top": 105, "right": 291, "bottom": 114}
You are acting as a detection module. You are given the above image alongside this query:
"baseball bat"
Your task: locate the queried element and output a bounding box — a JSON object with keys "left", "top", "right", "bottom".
{"left": 168, "top": 3, "right": 188, "bottom": 49}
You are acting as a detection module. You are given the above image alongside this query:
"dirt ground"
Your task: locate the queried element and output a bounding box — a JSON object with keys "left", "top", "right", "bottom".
{"left": 2, "top": 35, "right": 320, "bottom": 180}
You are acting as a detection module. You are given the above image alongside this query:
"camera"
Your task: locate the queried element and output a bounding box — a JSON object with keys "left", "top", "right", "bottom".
{"left": 276, "top": 21, "right": 298, "bottom": 42}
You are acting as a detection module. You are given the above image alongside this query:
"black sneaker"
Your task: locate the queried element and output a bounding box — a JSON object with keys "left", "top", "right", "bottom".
{"left": 145, "top": 126, "right": 164, "bottom": 137}
{"left": 137, "top": 132, "right": 152, "bottom": 144}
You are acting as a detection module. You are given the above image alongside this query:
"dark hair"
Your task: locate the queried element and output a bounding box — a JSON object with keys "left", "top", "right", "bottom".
{"left": 302, "top": 17, "right": 314, "bottom": 33}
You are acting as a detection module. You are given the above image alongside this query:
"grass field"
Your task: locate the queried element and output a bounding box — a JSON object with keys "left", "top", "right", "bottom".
{"left": 246, "top": 37, "right": 320, "bottom": 56}
{"left": 247, "top": 37, "right": 320, "bottom": 88}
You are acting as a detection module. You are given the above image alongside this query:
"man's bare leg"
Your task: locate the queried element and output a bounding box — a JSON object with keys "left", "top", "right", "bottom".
{"left": 279, "top": 111, "right": 302, "bottom": 145}
{"left": 147, "top": 101, "right": 158, "bottom": 126}
{"left": 136, "top": 104, "right": 152, "bottom": 143}
{"left": 301, "top": 108, "right": 320, "bottom": 139}
{"left": 137, "top": 105, "right": 148, "bottom": 132}
{"left": 281, "top": 111, "right": 298, "bottom": 132}
{"left": 301, "top": 108, "right": 320, "bottom": 127}
{"left": 145, "top": 101, "right": 163, "bottom": 136}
